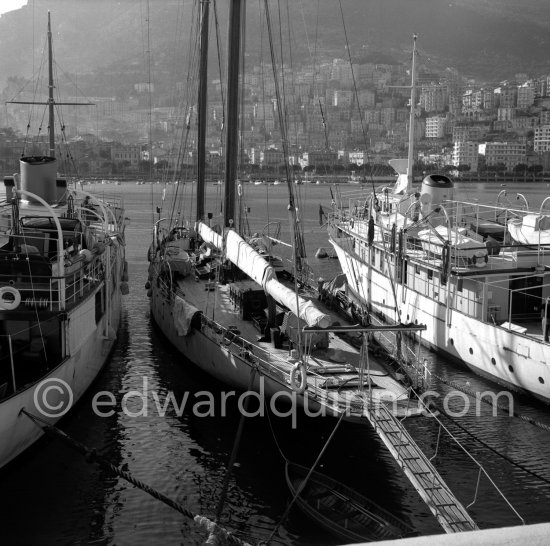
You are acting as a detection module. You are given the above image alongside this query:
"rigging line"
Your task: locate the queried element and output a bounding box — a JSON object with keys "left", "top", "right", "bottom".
{"left": 212, "top": 0, "right": 227, "bottom": 127}
{"left": 276, "top": 0, "right": 287, "bottom": 120}
{"left": 170, "top": 4, "right": 195, "bottom": 190}
{"left": 264, "top": 3, "right": 309, "bottom": 279}
{"left": 145, "top": 0, "right": 154, "bottom": 224}
{"left": 263, "top": 395, "right": 289, "bottom": 462}
{"left": 337, "top": 0, "right": 371, "bottom": 170}
{"left": 20, "top": 231, "right": 48, "bottom": 358}
{"left": 215, "top": 367, "right": 258, "bottom": 522}
{"left": 433, "top": 402, "right": 550, "bottom": 487}
{"left": 238, "top": 2, "right": 247, "bottom": 230}
{"left": 429, "top": 370, "right": 550, "bottom": 434}
{"left": 283, "top": 2, "right": 300, "bottom": 156}
{"left": 257, "top": 0, "right": 269, "bottom": 165}
{"left": 169, "top": 2, "right": 200, "bottom": 225}
{"left": 267, "top": 411, "right": 346, "bottom": 544}
{"left": 411, "top": 391, "right": 525, "bottom": 525}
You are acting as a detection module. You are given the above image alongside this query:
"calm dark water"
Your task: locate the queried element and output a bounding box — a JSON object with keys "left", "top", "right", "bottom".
{"left": 1, "top": 181, "right": 550, "bottom": 545}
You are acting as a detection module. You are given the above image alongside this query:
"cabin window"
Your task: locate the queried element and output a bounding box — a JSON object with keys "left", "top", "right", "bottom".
{"left": 457, "top": 278, "right": 463, "bottom": 293}
{"left": 95, "top": 287, "right": 105, "bottom": 323}
{"left": 415, "top": 265, "right": 420, "bottom": 275}
{"left": 428, "top": 270, "right": 433, "bottom": 281}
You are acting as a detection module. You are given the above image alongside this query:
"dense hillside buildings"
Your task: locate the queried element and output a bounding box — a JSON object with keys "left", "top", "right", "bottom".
{"left": 4, "top": 51, "right": 550, "bottom": 177}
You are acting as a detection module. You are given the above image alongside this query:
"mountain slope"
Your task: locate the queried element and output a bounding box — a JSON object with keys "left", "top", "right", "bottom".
{"left": 0, "top": 0, "right": 549, "bottom": 92}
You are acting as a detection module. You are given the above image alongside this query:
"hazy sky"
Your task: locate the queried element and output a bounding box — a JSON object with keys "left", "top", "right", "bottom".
{"left": 0, "top": 1, "right": 27, "bottom": 17}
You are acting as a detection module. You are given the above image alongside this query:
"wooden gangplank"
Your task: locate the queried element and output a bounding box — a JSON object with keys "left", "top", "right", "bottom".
{"left": 365, "top": 400, "right": 478, "bottom": 534}
{"left": 304, "top": 323, "right": 478, "bottom": 533}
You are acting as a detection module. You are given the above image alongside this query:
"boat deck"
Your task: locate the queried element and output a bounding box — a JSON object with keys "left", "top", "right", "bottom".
{"left": 174, "top": 273, "right": 417, "bottom": 415}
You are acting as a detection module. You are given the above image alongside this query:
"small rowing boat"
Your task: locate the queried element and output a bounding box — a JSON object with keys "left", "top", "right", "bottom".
{"left": 285, "top": 461, "right": 414, "bottom": 542}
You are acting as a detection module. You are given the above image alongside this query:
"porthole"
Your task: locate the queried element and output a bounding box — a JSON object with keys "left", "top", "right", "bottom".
{"left": 508, "top": 365, "right": 514, "bottom": 373}
{"left": 539, "top": 377, "right": 545, "bottom": 384}
{"left": 469, "top": 348, "right": 473, "bottom": 355}
{"left": 450, "top": 338, "right": 454, "bottom": 346}
{"left": 491, "top": 358, "right": 496, "bottom": 366}
{"left": 407, "top": 314, "right": 410, "bottom": 321}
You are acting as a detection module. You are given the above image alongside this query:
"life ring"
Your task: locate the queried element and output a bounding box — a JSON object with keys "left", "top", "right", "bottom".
{"left": 0, "top": 286, "right": 21, "bottom": 311}
{"left": 468, "top": 252, "right": 488, "bottom": 268}
{"left": 289, "top": 361, "right": 307, "bottom": 394}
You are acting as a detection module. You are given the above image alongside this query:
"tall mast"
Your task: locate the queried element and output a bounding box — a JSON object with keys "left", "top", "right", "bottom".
{"left": 196, "top": 0, "right": 210, "bottom": 221}
{"left": 406, "top": 34, "right": 417, "bottom": 189}
{"left": 47, "top": 11, "right": 55, "bottom": 157}
{"left": 224, "top": 0, "right": 244, "bottom": 228}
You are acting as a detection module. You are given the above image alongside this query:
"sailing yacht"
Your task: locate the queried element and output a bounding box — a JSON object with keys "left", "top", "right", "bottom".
{"left": 0, "top": 14, "right": 127, "bottom": 468}
{"left": 328, "top": 36, "right": 550, "bottom": 403}
{"left": 147, "top": 1, "right": 426, "bottom": 422}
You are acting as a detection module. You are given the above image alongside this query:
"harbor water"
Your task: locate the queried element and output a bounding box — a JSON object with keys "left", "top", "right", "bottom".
{"left": 1, "top": 181, "right": 550, "bottom": 545}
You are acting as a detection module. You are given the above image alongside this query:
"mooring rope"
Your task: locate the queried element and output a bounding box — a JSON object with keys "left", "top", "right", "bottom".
{"left": 21, "top": 409, "right": 251, "bottom": 546}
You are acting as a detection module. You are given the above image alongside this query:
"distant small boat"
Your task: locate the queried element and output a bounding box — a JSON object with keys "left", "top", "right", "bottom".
{"left": 285, "top": 462, "right": 414, "bottom": 543}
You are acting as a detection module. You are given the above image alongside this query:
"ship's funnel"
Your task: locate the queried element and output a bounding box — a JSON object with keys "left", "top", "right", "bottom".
{"left": 420, "top": 174, "right": 453, "bottom": 206}
{"left": 420, "top": 174, "right": 454, "bottom": 228}
{"left": 20, "top": 156, "right": 58, "bottom": 204}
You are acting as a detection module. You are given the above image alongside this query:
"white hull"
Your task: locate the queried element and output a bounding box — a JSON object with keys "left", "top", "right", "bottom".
{"left": 151, "top": 285, "right": 314, "bottom": 401}
{"left": 148, "top": 273, "right": 421, "bottom": 423}
{"left": 330, "top": 238, "right": 550, "bottom": 402}
{"left": 0, "top": 289, "right": 121, "bottom": 468}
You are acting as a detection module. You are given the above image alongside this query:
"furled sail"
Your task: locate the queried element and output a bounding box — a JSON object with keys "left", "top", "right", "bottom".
{"left": 225, "top": 230, "right": 330, "bottom": 327}
{"left": 225, "top": 229, "right": 277, "bottom": 286}
{"left": 197, "top": 221, "right": 223, "bottom": 250}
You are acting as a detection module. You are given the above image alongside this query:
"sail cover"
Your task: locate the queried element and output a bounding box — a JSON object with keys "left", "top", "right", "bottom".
{"left": 173, "top": 295, "right": 201, "bottom": 336}
{"left": 225, "top": 229, "right": 277, "bottom": 286}
{"left": 197, "top": 222, "right": 223, "bottom": 250}
{"left": 225, "top": 230, "right": 330, "bottom": 328}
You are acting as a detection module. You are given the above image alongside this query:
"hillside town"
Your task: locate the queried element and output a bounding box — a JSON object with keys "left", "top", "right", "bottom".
{"left": 3, "top": 53, "right": 550, "bottom": 179}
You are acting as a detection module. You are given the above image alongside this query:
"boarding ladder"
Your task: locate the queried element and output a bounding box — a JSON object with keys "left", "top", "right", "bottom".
{"left": 366, "top": 400, "right": 478, "bottom": 533}
{"left": 304, "top": 323, "right": 478, "bottom": 534}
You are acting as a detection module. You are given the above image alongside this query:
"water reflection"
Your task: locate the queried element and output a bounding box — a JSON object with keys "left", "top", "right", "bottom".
{"left": 2, "top": 184, "right": 550, "bottom": 544}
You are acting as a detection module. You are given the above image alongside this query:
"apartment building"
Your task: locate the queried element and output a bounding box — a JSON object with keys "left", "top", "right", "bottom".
{"left": 420, "top": 85, "right": 448, "bottom": 113}
{"left": 302, "top": 150, "right": 338, "bottom": 168}
{"left": 517, "top": 82, "right": 536, "bottom": 108}
{"left": 452, "top": 141, "right": 478, "bottom": 171}
{"left": 494, "top": 86, "right": 517, "bottom": 108}
{"left": 425, "top": 116, "right": 446, "bottom": 138}
{"left": 534, "top": 125, "right": 550, "bottom": 153}
{"left": 478, "top": 141, "right": 527, "bottom": 171}
{"left": 111, "top": 144, "right": 142, "bottom": 168}
{"left": 260, "top": 147, "right": 285, "bottom": 168}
